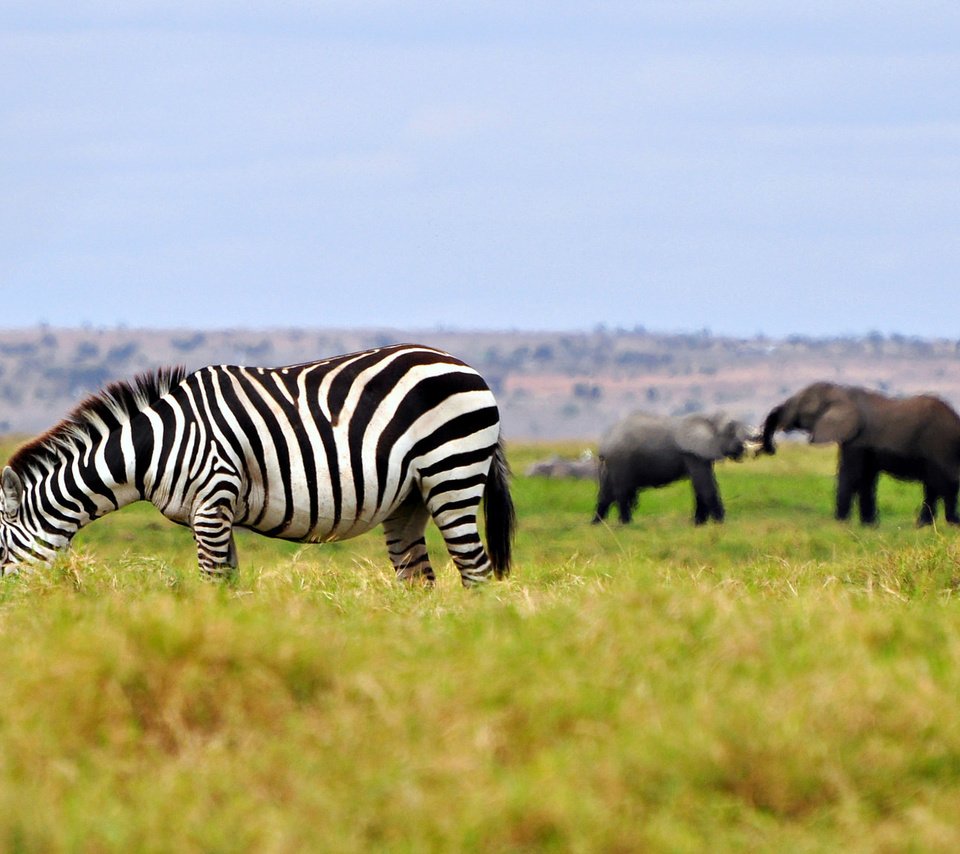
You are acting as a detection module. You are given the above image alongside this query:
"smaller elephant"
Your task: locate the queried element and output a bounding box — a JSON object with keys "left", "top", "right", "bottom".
{"left": 592, "top": 411, "right": 752, "bottom": 525}
{"left": 761, "top": 382, "right": 960, "bottom": 526}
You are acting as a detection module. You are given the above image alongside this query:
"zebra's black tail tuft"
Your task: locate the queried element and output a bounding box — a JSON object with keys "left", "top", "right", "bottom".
{"left": 485, "top": 438, "right": 516, "bottom": 579}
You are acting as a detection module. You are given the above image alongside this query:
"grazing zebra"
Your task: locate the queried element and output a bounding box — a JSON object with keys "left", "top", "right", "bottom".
{"left": 0, "top": 344, "right": 516, "bottom": 586}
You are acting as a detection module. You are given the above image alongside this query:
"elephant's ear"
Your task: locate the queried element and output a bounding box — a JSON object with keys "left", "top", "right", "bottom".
{"left": 811, "top": 400, "right": 860, "bottom": 444}
{"left": 676, "top": 418, "right": 723, "bottom": 461}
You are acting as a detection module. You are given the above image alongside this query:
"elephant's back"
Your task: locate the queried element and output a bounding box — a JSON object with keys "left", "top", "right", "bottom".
{"left": 599, "top": 412, "right": 674, "bottom": 454}
{"left": 876, "top": 395, "right": 960, "bottom": 454}
{"left": 599, "top": 413, "right": 685, "bottom": 487}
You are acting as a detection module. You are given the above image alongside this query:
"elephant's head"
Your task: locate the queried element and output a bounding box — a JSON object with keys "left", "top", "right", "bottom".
{"left": 678, "top": 414, "right": 751, "bottom": 462}
{"left": 761, "top": 382, "right": 861, "bottom": 453}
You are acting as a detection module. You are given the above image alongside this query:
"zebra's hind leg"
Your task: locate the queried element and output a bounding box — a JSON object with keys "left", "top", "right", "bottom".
{"left": 425, "top": 493, "right": 493, "bottom": 588}
{"left": 382, "top": 497, "right": 435, "bottom": 584}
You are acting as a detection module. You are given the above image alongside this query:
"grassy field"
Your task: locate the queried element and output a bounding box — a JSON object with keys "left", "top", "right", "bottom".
{"left": 2, "top": 438, "right": 960, "bottom": 852}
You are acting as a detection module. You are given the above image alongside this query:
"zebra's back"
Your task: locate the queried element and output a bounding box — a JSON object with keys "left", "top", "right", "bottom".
{"left": 159, "top": 344, "right": 501, "bottom": 544}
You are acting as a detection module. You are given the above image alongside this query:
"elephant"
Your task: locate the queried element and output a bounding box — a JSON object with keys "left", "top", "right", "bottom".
{"left": 760, "top": 382, "right": 960, "bottom": 526}
{"left": 592, "top": 411, "right": 752, "bottom": 525}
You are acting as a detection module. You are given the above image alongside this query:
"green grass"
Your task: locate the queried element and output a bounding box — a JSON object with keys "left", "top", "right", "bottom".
{"left": 2, "top": 439, "right": 960, "bottom": 851}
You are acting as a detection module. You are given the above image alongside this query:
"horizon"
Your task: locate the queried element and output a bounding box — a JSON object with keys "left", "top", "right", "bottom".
{"left": 0, "top": 322, "right": 957, "bottom": 345}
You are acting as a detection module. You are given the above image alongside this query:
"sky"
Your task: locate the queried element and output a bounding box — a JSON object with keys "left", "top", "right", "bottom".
{"left": 2, "top": 2, "right": 960, "bottom": 339}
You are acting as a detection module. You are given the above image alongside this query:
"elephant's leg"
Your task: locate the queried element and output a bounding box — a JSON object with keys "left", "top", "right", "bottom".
{"left": 592, "top": 496, "right": 611, "bottom": 524}
{"left": 693, "top": 492, "right": 708, "bottom": 524}
{"left": 943, "top": 479, "right": 960, "bottom": 525}
{"left": 708, "top": 467, "right": 725, "bottom": 522}
{"left": 712, "top": 491, "right": 726, "bottom": 522}
{"left": 919, "top": 467, "right": 958, "bottom": 526}
{"left": 688, "top": 461, "right": 722, "bottom": 525}
{"left": 616, "top": 489, "right": 637, "bottom": 524}
{"left": 916, "top": 479, "right": 938, "bottom": 526}
{"left": 835, "top": 449, "right": 863, "bottom": 522}
{"left": 592, "top": 467, "right": 614, "bottom": 524}
{"left": 856, "top": 463, "right": 880, "bottom": 526}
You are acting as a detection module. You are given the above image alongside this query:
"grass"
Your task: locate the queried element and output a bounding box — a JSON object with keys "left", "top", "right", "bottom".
{"left": 2, "top": 439, "right": 960, "bottom": 851}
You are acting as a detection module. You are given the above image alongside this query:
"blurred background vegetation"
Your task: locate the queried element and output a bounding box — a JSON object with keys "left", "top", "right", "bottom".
{"left": 2, "top": 326, "right": 959, "bottom": 439}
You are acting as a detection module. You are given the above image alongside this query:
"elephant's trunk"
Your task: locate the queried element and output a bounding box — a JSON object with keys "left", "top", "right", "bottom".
{"left": 760, "top": 405, "right": 784, "bottom": 454}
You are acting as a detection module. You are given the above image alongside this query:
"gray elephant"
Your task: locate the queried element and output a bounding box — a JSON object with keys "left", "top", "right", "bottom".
{"left": 761, "top": 382, "right": 960, "bottom": 526}
{"left": 592, "top": 411, "right": 751, "bottom": 525}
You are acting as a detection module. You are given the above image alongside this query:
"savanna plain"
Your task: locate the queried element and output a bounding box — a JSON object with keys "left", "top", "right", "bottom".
{"left": 2, "top": 438, "right": 960, "bottom": 852}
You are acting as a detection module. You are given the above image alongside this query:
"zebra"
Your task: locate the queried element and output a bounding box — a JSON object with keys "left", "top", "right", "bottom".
{"left": 0, "top": 343, "right": 516, "bottom": 586}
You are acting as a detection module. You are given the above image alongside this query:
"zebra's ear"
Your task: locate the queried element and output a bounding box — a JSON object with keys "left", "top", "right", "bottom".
{"left": 2, "top": 467, "right": 23, "bottom": 517}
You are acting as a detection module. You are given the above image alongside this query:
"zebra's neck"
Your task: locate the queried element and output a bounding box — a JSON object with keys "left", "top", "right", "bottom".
{"left": 23, "top": 427, "right": 142, "bottom": 536}
{"left": 7, "top": 367, "right": 187, "bottom": 541}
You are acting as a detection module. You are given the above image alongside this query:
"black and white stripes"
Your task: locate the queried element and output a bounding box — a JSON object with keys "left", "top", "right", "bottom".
{"left": 0, "top": 344, "right": 515, "bottom": 586}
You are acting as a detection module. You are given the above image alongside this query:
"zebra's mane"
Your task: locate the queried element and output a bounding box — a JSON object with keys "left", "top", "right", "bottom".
{"left": 7, "top": 366, "right": 187, "bottom": 473}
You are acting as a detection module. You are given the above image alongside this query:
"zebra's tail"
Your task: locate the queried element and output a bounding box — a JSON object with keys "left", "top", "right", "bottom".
{"left": 485, "top": 438, "right": 516, "bottom": 579}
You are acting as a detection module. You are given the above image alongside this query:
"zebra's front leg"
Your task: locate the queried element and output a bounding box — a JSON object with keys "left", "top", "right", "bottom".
{"left": 192, "top": 501, "right": 240, "bottom": 580}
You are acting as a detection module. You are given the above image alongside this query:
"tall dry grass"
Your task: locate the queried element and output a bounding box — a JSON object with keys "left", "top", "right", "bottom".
{"left": 0, "top": 440, "right": 959, "bottom": 851}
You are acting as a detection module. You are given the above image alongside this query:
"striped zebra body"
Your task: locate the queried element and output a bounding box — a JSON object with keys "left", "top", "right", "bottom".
{"left": 0, "top": 344, "right": 515, "bottom": 586}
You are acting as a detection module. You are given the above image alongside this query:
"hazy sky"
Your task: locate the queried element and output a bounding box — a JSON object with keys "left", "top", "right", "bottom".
{"left": 3, "top": 2, "right": 960, "bottom": 338}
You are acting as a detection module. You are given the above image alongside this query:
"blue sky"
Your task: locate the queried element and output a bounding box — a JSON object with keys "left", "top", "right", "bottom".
{"left": 2, "top": 2, "right": 959, "bottom": 337}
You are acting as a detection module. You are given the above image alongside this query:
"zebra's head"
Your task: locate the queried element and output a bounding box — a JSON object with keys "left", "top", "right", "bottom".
{"left": 0, "top": 466, "right": 60, "bottom": 575}
{"left": 0, "top": 467, "right": 24, "bottom": 575}
{"left": 0, "top": 468, "right": 17, "bottom": 573}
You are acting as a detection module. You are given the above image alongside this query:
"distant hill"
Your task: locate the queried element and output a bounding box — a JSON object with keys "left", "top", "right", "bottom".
{"left": 1, "top": 326, "right": 958, "bottom": 440}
